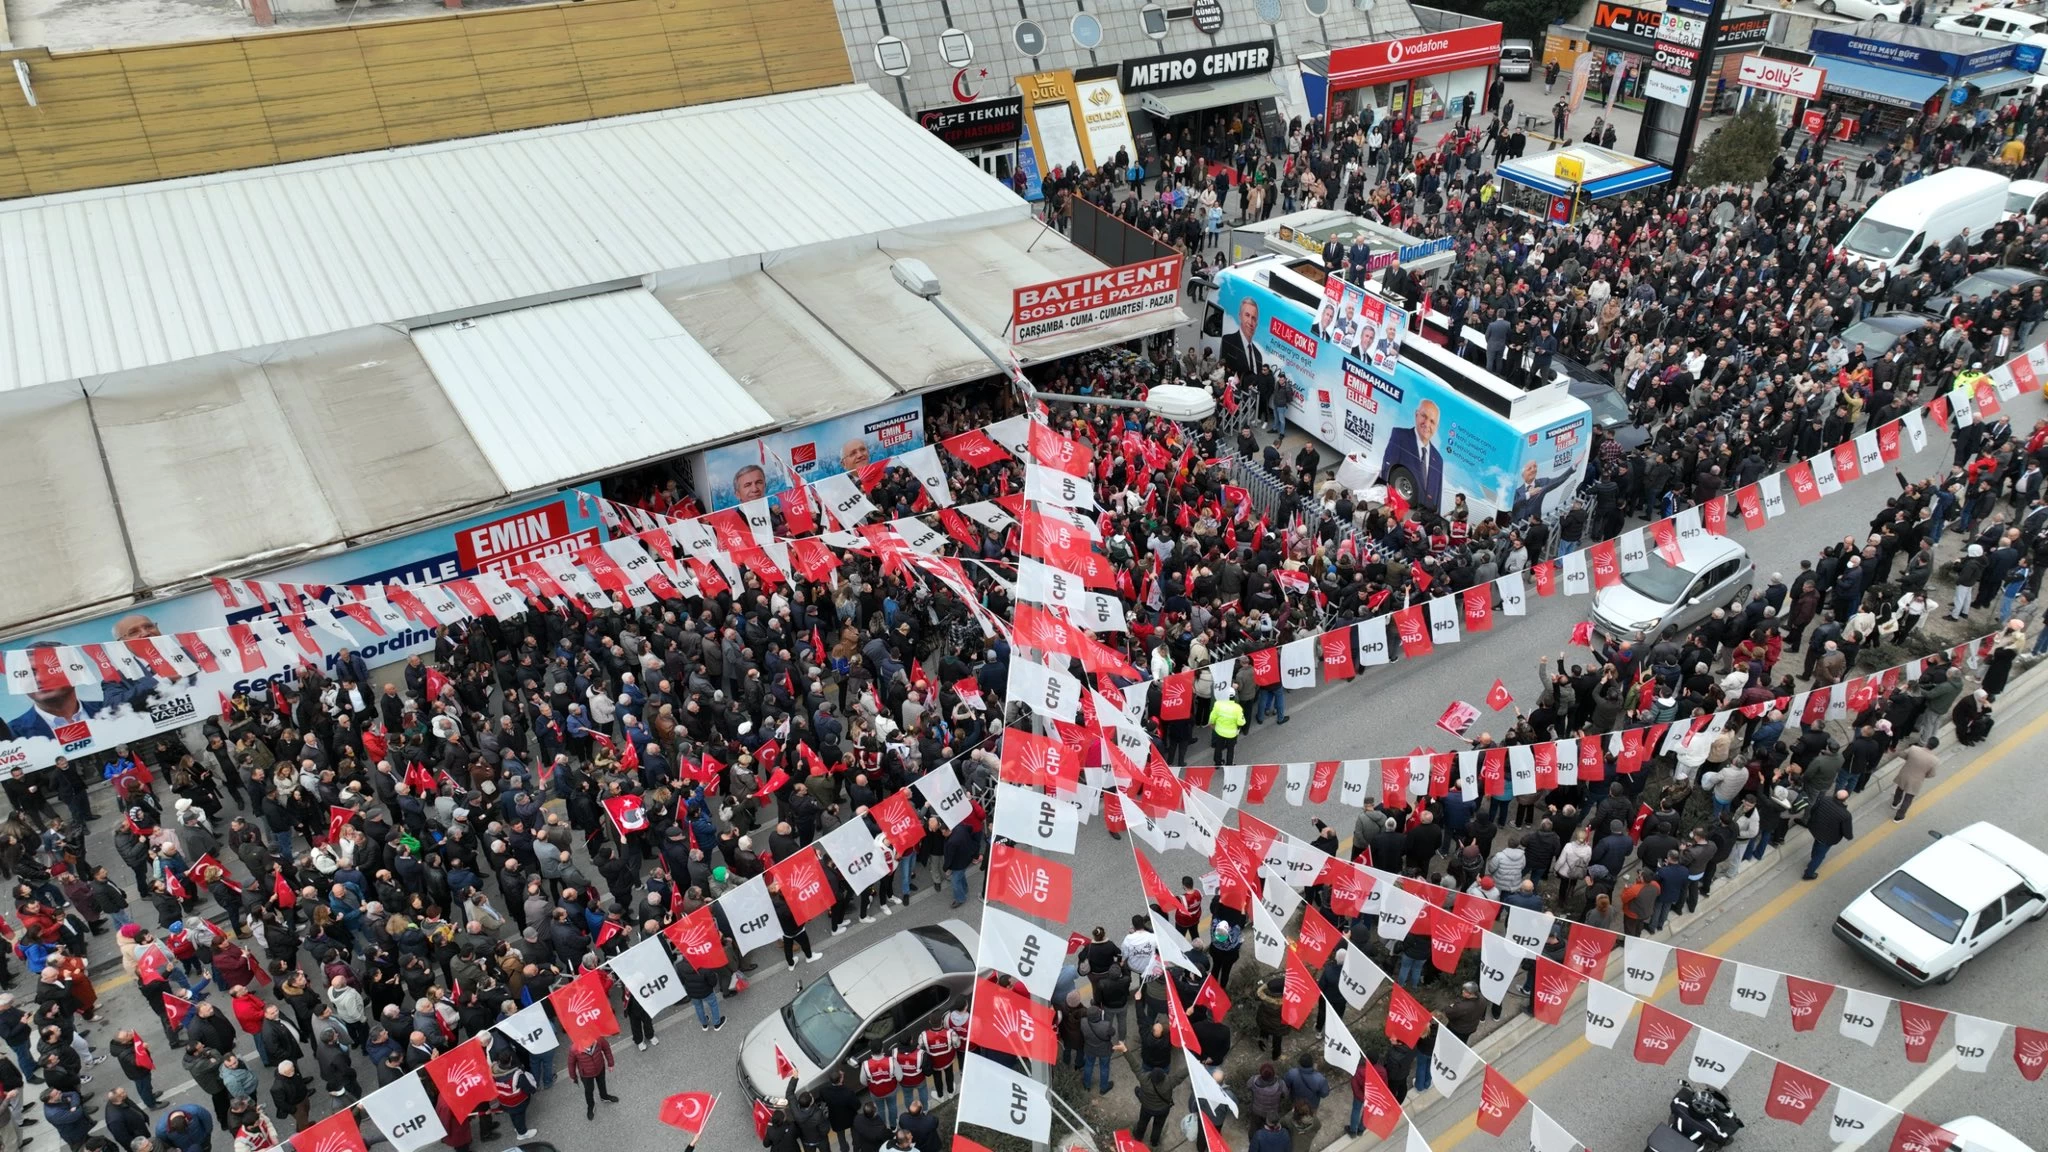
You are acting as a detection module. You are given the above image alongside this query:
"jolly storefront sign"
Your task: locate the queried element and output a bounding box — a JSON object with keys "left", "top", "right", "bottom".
{"left": 1739, "top": 55, "right": 1825, "bottom": 100}
{"left": 1328, "top": 23, "right": 1504, "bottom": 90}
{"left": 1011, "top": 255, "right": 1184, "bottom": 343}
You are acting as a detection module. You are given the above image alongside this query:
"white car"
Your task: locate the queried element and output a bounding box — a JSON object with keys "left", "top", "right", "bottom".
{"left": 1934, "top": 8, "right": 2048, "bottom": 41}
{"left": 1944, "top": 1117, "right": 2037, "bottom": 1152}
{"left": 2006, "top": 178, "right": 2048, "bottom": 222}
{"left": 1819, "top": 0, "right": 1907, "bottom": 20}
{"left": 1833, "top": 822, "right": 2048, "bottom": 986}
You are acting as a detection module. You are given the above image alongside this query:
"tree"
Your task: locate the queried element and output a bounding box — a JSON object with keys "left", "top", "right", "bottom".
{"left": 1482, "top": 0, "right": 1577, "bottom": 42}
{"left": 1687, "top": 107, "right": 1781, "bottom": 187}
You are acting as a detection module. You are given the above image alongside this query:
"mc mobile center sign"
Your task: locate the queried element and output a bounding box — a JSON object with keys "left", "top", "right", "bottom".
{"left": 1119, "top": 40, "right": 1277, "bottom": 91}
{"left": 1592, "top": 2, "right": 1769, "bottom": 53}
{"left": 1011, "top": 255, "right": 1185, "bottom": 343}
{"left": 918, "top": 98, "right": 1025, "bottom": 148}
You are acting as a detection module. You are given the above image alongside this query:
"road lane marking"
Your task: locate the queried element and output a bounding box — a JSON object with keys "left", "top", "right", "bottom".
{"left": 1428, "top": 705, "right": 2048, "bottom": 1150}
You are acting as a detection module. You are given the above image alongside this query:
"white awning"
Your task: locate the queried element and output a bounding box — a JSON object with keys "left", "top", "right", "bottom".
{"left": 412, "top": 290, "right": 777, "bottom": 494}
{"left": 1138, "top": 74, "right": 1283, "bottom": 119}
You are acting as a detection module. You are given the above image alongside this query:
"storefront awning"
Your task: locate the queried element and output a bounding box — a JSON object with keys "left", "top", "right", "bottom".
{"left": 1812, "top": 56, "right": 1946, "bottom": 109}
{"left": 1138, "top": 74, "right": 1280, "bottom": 119}
{"left": 1585, "top": 165, "right": 1672, "bottom": 199}
{"left": 1496, "top": 144, "right": 1671, "bottom": 201}
{"left": 1970, "top": 68, "right": 2035, "bottom": 95}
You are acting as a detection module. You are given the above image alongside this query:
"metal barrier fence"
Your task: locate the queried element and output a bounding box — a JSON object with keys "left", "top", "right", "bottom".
{"left": 1069, "top": 196, "right": 1180, "bottom": 269}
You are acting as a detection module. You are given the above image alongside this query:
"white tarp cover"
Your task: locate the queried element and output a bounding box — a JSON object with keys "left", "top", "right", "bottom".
{"left": 412, "top": 289, "right": 776, "bottom": 493}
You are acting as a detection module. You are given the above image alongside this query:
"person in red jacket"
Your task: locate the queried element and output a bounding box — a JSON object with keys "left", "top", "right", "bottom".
{"left": 567, "top": 1037, "right": 619, "bottom": 1121}
{"left": 859, "top": 1048, "right": 897, "bottom": 1127}
{"left": 229, "top": 987, "right": 269, "bottom": 1062}
{"left": 893, "top": 1044, "right": 928, "bottom": 1113}
{"left": 919, "top": 1020, "right": 959, "bottom": 1098}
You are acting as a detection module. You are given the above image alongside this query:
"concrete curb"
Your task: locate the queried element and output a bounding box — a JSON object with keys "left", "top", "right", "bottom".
{"left": 1316, "top": 663, "right": 2047, "bottom": 1152}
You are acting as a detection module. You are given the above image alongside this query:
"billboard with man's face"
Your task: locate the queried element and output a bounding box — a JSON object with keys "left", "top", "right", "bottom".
{"left": 0, "top": 487, "right": 604, "bottom": 773}
{"left": 696, "top": 399, "right": 926, "bottom": 510}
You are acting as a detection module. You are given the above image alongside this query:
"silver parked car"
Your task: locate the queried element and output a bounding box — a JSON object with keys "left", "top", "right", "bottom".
{"left": 1589, "top": 533, "right": 1753, "bottom": 645}
{"left": 737, "top": 921, "right": 978, "bottom": 1105}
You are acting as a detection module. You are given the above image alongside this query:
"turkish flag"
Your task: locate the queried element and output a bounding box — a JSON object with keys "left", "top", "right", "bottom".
{"left": 1353, "top": 1058, "right": 1402, "bottom": 1138}
{"left": 663, "top": 907, "right": 730, "bottom": 972}
{"left": 773, "top": 1043, "right": 797, "bottom": 1081}
{"left": 1899, "top": 1002, "right": 1949, "bottom": 1064}
{"left": 1477, "top": 1065, "right": 1527, "bottom": 1136}
{"left": 768, "top": 847, "right": 836, "bottom": 925}
{"left": 1463, "top": 586, "right": 1494, "bottom": 632}
{"left": 1674, "top": 949, "right": 1721, "bottom": 1006}
{"left": 1319, "top": 629, "right": 1356, "bottom": 681}
{"left": 1486, "top": 679, "right": 1514, "bottom": 710}
{"left": 1632, "top": 1003, "right": 1693, "bottom": 1065}
{"left": 660, "top": 1091, "right": 717, "bottom": 1137}
{"left": 986, "top": 843, "right": 1073, "bottom": 921}
{"left": 550, "top": 969, "right": 620, "bottom": 1051}
{"left": 1785, "top": 976, "right": 1834, "bottom": 1033}
{"left": 1160, "top": 671, "right": 1195, "bottom": 720}
{"left": 1280, "top": 948, "right": 1317, "bottom": 1028}
{"left": 1889, "top": 1116, "right": 1958, "bottom": 1152}
{"left": 1384, "top": 984, "right": 1429, "bottom": 1046}
{"left": 1195, "top": 974, "right": 1233, "bottom": 1020}
{"left": 970, "top": 978, "right": 1057, "bottom": 1062}
{"left": 869, "top": 791, "right": 925, "bottom": 858}
{"left": 161, "top": 992, "right": 196, "bottom": 1034}
{"left": 601, "top": 794, "right": 649, "bottom": 837}
{"left": 292, "top": 1107, "right": 370, "bottom": 1152}
{"left": 426, "top": 1038, "right": 496, "bottom": 1124}
{"left": 1765, "top": 1061, "right": 1829, "bottom": 1125}
{"left": 752, "top": 1099, "right": 774, "bottom": 1141}
{"left": 1393, "top": 605, "right": 1432, "bottom": 658}
{"left": 1530, "top": 957, "right": 1581, "bottom": 1025}
{"left": 273, "top": 870, "right": 296, "bottom": 909}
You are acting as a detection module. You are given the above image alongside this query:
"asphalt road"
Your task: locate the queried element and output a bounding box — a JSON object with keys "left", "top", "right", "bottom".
{"left": 49, "top": 386, "right": 2041, "bottom": 1152}
{"left": 1401, "top": 666, "right": 2048, "bottom": 1152}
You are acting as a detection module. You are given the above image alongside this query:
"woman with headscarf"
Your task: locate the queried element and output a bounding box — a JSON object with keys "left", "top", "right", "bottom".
{"left": 1951, "top": 689, "right": 1994, "bottom": 747}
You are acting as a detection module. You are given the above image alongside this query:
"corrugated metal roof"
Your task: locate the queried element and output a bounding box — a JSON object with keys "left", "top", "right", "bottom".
{"left": 0, "top": 84, "right": 1027, "bottom": 396}
{"left": 412, "top": 290, "right": 776, "bottom": 494}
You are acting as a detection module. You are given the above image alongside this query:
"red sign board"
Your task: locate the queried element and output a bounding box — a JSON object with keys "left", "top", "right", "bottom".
{"left": 1329, "top": 23, "right": 1504, "bottom": 90}
{"left": 1011, "top": 256, "right": 1184, "bottom": 344}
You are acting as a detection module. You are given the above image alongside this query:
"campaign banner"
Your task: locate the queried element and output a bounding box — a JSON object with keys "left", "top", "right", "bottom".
{"left": 1317, "top": 276, "right": 1405, "bottom": 388}
{"left": 0, "top": 486, "right": 604, "bottom": 774}
{"left": 1217, "top": 273, "right": 1591, "bottom": 518}
{"left": 1011, "top": 256, "right": 1184, "bottom": 344}
{"left": 697, "top": 399, "right": 926, "bottom": 510}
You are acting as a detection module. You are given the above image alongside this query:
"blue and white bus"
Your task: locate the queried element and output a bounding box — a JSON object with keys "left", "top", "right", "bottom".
{"left": 1204, "top": 252, "right": 1593, "bottom": 524}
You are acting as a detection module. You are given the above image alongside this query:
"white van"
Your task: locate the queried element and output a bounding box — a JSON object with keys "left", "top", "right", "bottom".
{"left": 1835, "top": 167, "right": 2009, "bottom": 273}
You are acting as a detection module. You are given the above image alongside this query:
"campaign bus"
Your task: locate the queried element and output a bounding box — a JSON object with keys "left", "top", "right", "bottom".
{"left": 1205, "top": 252, "right": 1592, "bottom": 523}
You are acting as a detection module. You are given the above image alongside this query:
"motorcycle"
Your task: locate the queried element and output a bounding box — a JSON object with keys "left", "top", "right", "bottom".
{"left": 1645, "top": 1082, "right": 1745, "bottom": 1152}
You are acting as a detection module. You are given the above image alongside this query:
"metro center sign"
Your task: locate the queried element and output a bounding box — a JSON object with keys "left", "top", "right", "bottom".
{"left": 1327, "top": 22, "right": 1504, "bottom": 90}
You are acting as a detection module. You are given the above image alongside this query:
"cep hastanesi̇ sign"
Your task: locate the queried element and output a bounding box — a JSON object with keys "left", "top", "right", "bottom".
{"left": 1011, "top": 256, "right": 1184, "bottom": 343}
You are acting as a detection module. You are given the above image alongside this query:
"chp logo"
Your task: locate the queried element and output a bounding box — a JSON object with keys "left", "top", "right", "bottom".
{"left": 1764, "top": 1062, "right": 1826, "bottom": 1124}
{"left": 2014, "top": 1032, "right": 2048, "bottom": 1081}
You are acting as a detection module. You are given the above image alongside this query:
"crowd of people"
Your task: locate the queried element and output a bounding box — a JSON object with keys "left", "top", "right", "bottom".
{"left": 5, "top": 73, "right": 2048, "bottom": 1152}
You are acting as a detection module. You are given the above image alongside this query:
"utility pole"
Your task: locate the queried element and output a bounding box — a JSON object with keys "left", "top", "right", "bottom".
{"left": 1633, "top": 0, "right": 1729, "bottom": 184}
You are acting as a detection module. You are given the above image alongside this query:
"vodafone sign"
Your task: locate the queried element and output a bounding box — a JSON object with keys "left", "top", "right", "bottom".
{"left": 1738, "top": 55, "right": 1825, "bottom": 100}
{"left": 1328, "top": 22, "right": 1503, "bottom": 89}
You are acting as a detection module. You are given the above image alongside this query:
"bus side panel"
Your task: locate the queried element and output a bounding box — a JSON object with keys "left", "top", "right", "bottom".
{"left": 1217, "top": 270, "right": 1592, "bottom": 520}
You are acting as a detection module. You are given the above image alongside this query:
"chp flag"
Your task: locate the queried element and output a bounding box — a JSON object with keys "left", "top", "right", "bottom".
{"left": 1011, "top": 256, "right": 1185, "bottom": 344}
